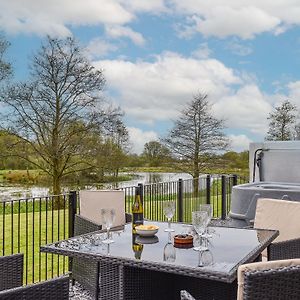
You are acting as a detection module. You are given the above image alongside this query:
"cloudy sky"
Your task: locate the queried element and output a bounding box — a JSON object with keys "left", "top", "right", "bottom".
{"left": 2, "top": 0, "right": 300, "bottom": 153}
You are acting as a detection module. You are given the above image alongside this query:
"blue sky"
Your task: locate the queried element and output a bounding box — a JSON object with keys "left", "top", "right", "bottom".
{"left": 1, "top": 0, "right": 300, "bottom": 153}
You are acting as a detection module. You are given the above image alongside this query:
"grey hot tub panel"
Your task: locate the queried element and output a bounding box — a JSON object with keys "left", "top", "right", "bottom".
{"left": 229, "top": 182, "right": 300, "bottom": 227}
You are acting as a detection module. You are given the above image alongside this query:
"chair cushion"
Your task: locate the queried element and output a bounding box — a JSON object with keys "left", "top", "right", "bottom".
{"left": 237, "top": 259, "right": 300, "bottom": 300}
{"left": 254, "top": 198, "right": 300, "bottom": 243}
{"left": 79, "top": 190, "right": 125, "bottom": 227}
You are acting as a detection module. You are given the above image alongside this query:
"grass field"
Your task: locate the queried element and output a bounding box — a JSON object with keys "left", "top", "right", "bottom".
{"left": 0, "top": 208, "right": 69, "bottom": 284}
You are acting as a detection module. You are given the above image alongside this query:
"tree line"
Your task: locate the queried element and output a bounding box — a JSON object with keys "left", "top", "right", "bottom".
{"left": 0, "top": 34, "right": 296, "bottom": 201}
{"left": 0, "top": 36, "right": 129, "bottom": 199}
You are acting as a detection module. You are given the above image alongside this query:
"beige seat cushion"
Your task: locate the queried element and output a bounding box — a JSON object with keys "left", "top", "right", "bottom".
{"left": 79, "top": 190, "right": 125, "bottom": 227}
{"left": 254, "top": 198, "right": 300, "bottom": 243}
{"left": 237, "top": 259, "right": 300, "bottom": 300}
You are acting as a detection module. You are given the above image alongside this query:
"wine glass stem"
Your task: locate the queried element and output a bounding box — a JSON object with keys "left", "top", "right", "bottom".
{"left": 198, "top": 250, "right": 203, "bottom": 266}
{"left": 168, "top": 218, "right": 171, "bottom": 230}
{"left": 107, "top": 228, "right": 110, "bottom": 240}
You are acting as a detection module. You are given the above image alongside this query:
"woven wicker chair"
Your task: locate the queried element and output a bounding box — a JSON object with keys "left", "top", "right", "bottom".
{"left": 72, "top": 190, "right": 131, "bottom": 298}
{"left": 0, "top": 253, "right": 69, "bottom": 300}
{"left": 0, "top": 253, "right": 23, "bottom": 292}
{"left": 182, "top": 260, "right": 300, "bottom": 300}
{"left": 254, "top": 198, "right": 300, "bottom": 261}
{"left": 237, "top": 259, "right": 300, "bottom": 300}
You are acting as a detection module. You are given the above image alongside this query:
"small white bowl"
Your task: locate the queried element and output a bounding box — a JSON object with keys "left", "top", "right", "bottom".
{"left": 135, "top": 225, "right": 159, "bottom": 237}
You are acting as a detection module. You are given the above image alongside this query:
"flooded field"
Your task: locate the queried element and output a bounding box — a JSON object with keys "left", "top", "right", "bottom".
{"left": 0, "top": 172, "right": 192, "bottom": 200}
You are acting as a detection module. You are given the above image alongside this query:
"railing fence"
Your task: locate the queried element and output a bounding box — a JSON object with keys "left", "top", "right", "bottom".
{"left": 0, "top": 174, "right": 247, "bottom": 284}
{"left": 0, "top": 194, "right": 72, "bottom": 284}
{"left": 123, "top": 174, "right": 247, "bottom": 223}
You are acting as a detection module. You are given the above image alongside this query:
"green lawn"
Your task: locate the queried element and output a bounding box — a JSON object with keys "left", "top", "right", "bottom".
{"left": 126, "top": 191, "right": 229, "bottom": 223}
{"left": 0, "top": 209, "right": 69, "bottom": 284}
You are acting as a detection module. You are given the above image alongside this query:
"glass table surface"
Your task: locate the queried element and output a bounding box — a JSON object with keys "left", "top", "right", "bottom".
{"left": 41, "top": 221, "right": 278, "bottom": 282}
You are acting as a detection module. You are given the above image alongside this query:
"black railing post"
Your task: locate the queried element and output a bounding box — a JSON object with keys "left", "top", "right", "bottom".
{"left": 221, "top": 175, "right": 227, "bottom": 220}
{"left": 138, "top": 183, "right": 144, "bottom": 204}
{"left": 177, "top": 178, "right": 183, "bottom": 222}
{"left": 68, "top": 190, "right": 77, "bottom": 276}
{"left": 206, "top": 175, "right": 211, "bottom": 205}
{"left": 232, "top": 174, "right": 238, "bottom": 187}
{"left": 68, "top": 191, "right": 77, "bottom": 238}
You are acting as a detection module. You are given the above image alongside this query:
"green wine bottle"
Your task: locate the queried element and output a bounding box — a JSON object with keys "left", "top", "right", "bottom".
{"left": 132, "top": 229, "right": 143, "bottom": 260}
{"left": 132, "top": 186, "right": 143, "bottom": 228}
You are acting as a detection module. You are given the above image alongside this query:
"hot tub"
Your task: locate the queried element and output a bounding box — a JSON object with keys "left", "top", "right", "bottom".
{"left": 229, "top": 182, "right": 300, "bottom": 227}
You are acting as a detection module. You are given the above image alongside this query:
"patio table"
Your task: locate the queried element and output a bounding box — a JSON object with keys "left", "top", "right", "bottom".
{"left": 41, "top": 221, "right": 278, "bottom": 300}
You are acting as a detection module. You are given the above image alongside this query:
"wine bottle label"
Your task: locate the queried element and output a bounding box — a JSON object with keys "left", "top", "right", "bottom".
{"left": 132, "top": 212, "right": 143, "bottom": 226}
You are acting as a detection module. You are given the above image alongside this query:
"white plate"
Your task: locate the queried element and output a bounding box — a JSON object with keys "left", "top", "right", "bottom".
{"left": 135, "top": 225, "right": 159, "bottom": 237}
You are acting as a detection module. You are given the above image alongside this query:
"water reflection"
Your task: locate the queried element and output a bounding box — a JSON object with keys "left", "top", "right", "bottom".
{"left": 163, "top": 233, "right": 176, "bottom": 263}
{"left": 198, "top": 249, "right": 214, "bottom": 267}
{"left": 148, "top": 173, "right": 164, "bottom": 183}
{"left": 30, "top": 187, "right": 49, "bottom": 198}
{"left": 106, "top": 172, "right": 193, "bottom": 189}
{"left": 0, "top": 172, "right": 196, "bottom": 200}
{"left": 0, "top": 186, "right": 50, "bottom": 201}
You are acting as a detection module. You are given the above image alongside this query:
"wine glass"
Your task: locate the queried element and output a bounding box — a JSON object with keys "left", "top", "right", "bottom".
{"left": 101, "top": 208, "right": 116, "bottom": 244}
{"left": 163, "top": 235, "right": 176, "bottom": 263}
{"left": 192, "top": 211, "right": 208, "bottom": 251}
{"left": 198, "top": 249, "right": 214, "bottom": 267}
{"left": 163, "top": 201, "right": 176, "bottom": 232}
{"left": 106, "top": 244, "right": 111, "bottom": 256}
{"left": 199, "top": 204, "right": 212, "bottom": 238}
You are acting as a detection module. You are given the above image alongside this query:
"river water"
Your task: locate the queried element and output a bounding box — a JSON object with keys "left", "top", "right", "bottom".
{"left": 0, "top": 172, "right": 193, "bottom": 200}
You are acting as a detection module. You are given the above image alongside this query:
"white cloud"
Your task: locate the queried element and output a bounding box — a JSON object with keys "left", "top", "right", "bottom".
{"left": 267, "top": 80, "right": 300, "bottom": 111}
{"left": 94, "top": 52, "right": 240, "bottom": 124}
{"left": 3, "top": 1, "right": 300, "bottom": 40}
{"left": 0, "top": 0, "right": 133, "bottom": 36}
{"left": 213, "top": 84, "right": 272, "bottom": 135}
{"left": 0, "top": 0, "right": 164, "bottom": 43}
{"left": 226, "top": 39, "right": 252, "bottom": 56}
{"left": 128, "top": 127, "right": 158, "bottom": 154}
{"left": 105, "top": 25, "right": 145, "bottom": 46}
{"left": 93, "top": 52, "right": 282, "bottom": 144}
{"left": 171, "top": 1, "right": 300, "bottom": 39}
{"left": 229, "top": 134, "right": 253, "bottom": 152}
{"left": 191, "top": 43, "right": 212, "bottom": 59}
{"left": 119, "top": 0, "right": 168, "bottom": 14}
{"left": 86, "top": 39, "right": 118, "bottom": 59}
{"left": 287, "top": 81, "right": 300, "bottom": 107}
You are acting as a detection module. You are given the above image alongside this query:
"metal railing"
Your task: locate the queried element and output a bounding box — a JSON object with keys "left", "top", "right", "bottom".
{"left": 0, "top": 194, "right": 74, "bottom": 284}
{"left": 0, "top": 174, "right": 247, "bottom": 284}
{"left": 122, "top": 174, "right": 248, "bottom": 223}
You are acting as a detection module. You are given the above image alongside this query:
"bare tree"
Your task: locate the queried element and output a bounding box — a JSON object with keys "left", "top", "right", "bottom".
{"left": 163, "top": 93, "right": 229, "bottom": 179}
{"left": 295, "top": 123, "right": 300, "bottom": 140}
{"left": 266, "top": 100, "right": 297, "bottom": 141}
{"left": 0, "top": 36, "right": 11, "bottom": 82}
{"left": 102, "top": 107, "right": 129, "bottom": 151}
{"left": 0, "top": 37, "right": 112, "bottom": 204}
{"left": 99, "top": 110, "right": 130, "bottom": 178}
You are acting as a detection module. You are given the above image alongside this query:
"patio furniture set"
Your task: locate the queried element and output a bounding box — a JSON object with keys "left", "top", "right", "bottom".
{"left": 1, "top": 190, "right": 300, "bottom": 299}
